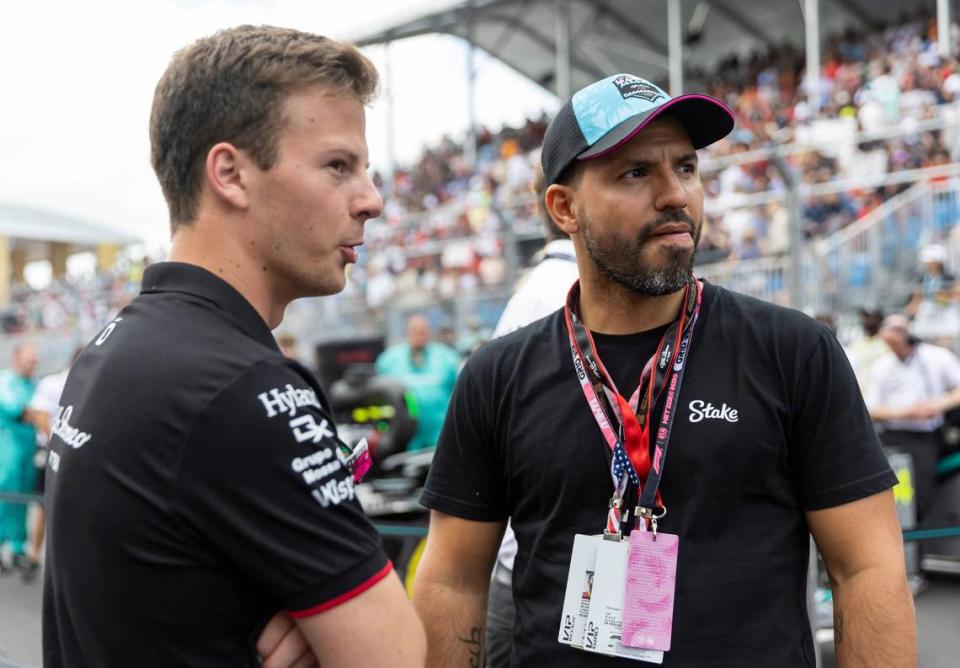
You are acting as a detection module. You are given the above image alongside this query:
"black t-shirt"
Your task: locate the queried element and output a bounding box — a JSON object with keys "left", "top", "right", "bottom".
{"left": 43, "top": 263, "right": 390, "bottom": 668}
{"left": 421, "top": 282, "right": 896, "bottom": 668}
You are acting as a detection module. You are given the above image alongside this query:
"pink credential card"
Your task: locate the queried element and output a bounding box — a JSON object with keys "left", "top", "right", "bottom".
{"left": 621, "top": 530, "right": 679, "bottom": 652}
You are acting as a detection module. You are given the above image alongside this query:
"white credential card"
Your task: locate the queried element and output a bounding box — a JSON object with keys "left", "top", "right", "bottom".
{"left": 582, "top": 537, "right": 664, "bottom": 664}
{"left": 558, "top": 534, "right": 602, "bottom": 647}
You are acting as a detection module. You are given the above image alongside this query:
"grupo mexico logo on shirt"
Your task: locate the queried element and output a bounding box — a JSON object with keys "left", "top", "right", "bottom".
{"left": 291, "top": 445, "right": 356, "bottom": 508}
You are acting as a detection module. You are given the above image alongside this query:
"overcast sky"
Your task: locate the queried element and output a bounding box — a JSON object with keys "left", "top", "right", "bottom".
{"left": 0, "top": 0, "right": 559, "bottom": 249}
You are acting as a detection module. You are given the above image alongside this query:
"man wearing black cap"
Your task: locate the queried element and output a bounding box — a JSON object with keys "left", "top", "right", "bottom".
{"left": 413, "top": 74, "right": 914, "bottom": 667}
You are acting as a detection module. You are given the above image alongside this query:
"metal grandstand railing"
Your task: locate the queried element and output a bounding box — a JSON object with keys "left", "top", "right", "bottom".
{"left": 698, "top": 173, "right": 960, "bottom": 316}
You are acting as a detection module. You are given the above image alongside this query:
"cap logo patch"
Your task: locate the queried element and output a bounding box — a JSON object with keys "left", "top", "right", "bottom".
{"left": 613, "top": 75, "right": 664, "bottom": 103}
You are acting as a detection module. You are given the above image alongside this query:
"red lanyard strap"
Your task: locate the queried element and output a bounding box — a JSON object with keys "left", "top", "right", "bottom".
{"left": 636, "top": 283, "right": 701, "bottom": 513}
{"left": 564, "top": 280, "right": 702, "bottom": 516}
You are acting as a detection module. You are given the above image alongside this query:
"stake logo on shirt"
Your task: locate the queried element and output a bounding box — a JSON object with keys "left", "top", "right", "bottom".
{"left": 688, "top": 400, "right": 739, "bottom": 423}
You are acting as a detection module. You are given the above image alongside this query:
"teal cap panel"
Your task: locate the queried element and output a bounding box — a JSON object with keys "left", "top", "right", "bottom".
{"left": 571, "top": 74, "right": 670, "bottom": 146}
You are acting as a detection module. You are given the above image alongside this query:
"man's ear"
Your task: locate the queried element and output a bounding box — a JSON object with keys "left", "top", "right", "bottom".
{"left": 204, "top": 142, "right": 251, "bottom": 211}
{"left": 545, "top": 183, "right": 580, "bottom": 235}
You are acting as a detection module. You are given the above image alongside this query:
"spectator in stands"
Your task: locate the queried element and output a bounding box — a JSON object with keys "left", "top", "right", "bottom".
{"left": 375, "top": 315, "right": 460, "bottom": 451}
{"left": 0, "top": 343, "right": 39, "bottom": 573}
{"left": 906, "top": 243, "right": 960, "bottom": 348}
{"left": 867, "top": 314, "right": 960, "bottom": 520}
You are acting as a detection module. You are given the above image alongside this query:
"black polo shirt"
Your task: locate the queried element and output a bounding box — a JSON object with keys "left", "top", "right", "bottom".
{"left": 43, "top": 262, "right": 390, "bottom": 668}
{"left": 422, "top": 281, "right": 897, "bottom": 667}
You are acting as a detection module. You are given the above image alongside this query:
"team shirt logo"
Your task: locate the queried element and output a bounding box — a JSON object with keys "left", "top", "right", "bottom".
{"left": 257, "top": 382, "right": 354, "bottom": 508}
{"left": 289, "top": 414, "right": 335, "bottom": 444}
{"left": 52, "top": 406, "right": 93, "bottom": 449}
{"left": 688, "top": 400, "right": 739, "bottom": 423}
{"left": 257, "top": 384, "right": 322, "bottom": 418}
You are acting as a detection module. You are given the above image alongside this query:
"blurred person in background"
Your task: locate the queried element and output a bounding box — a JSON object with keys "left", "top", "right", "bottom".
{"left": 276, "top": 333, "right": 299, "bottom": 361}
{"left": 486, "top": 163, "right": 579, "bottom": 666}
{"left": 375, "top": 314, "right": 460, "bottom": 451}
{"left": 0, "top": 343, "right": 39, "bottom": 573}
{"left": 906, "top": 243, "right": 960, "bottom": 348}
{"left": 492, "top": 165, "right": 579, "bottom": 338}
{"left": 20, "top": 348, "right": 82, "bottom": 582}
{"left": 457, "top": 315, "right": 491, "bottom": 357}
{"left": 867, "top": 314, "right": 960, "bottom": 521}
{"left": 845, "top": 308, "right": 890, "bottom": 395}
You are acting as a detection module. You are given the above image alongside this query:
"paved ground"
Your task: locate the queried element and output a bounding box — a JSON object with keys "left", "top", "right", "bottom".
{"left": 2, "top": 570, "right": 958, "bottom": 667}
{"left": 0, "top": 571, "right": 41, "bottom": 668}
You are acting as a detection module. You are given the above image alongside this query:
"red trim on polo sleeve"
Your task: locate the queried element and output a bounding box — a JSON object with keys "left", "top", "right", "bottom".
{"left": 286, "top": 561, "right": 394, "bottom": 619}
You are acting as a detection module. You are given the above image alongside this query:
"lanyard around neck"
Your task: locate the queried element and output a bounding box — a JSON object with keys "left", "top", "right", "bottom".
{"left": 564, "top": 279, "right": 702, "bottom": 525}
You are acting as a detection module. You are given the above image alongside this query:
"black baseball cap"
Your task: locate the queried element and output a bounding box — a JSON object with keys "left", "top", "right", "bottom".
{"left": 541, "top": 73, "right": 736, "bottom": 185}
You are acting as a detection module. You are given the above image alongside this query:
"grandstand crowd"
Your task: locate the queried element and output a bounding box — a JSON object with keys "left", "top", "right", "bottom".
{"left": 350, "top": 7, "right": 960, "bottom": 310}
{"left": 6, "top": 7, "right": 960, "bottom": 336}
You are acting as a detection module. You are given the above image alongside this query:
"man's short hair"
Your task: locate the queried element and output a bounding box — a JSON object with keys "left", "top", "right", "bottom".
{"left": 150, "top": 25, "right": 379, "bottom": 231}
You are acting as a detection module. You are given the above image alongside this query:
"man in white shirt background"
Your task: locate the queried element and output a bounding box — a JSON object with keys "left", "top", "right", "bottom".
{"left": 867, "top": 314, "right": 960, "bottom": 521}
{"left": 486, "top": 164, "right": 579, "bottom": 667}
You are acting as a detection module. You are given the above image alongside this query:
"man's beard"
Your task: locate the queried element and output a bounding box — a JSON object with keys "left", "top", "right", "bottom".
{"left": 580, "top": 208, "right": 700, "bottom": 296}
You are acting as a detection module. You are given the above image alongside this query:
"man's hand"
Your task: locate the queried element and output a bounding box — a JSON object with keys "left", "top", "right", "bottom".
{"left": 257, "top": 612, "right": 318, "bottom": 668}
{"left": 19, "top": 407, "right": 40, "bottom": 426}
{"left": 901, "top": 400, "right": 940, "bottom": 420}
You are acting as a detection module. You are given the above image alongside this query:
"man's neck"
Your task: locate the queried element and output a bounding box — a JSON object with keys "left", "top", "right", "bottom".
{"left": 168, "top": 222, "right": 286, "bottom": 329}
{"left": 577, "top": 274, "right": 687, "bottom": 335}
{"left": 894, "top": 344, "right": 916, "bottom": 362}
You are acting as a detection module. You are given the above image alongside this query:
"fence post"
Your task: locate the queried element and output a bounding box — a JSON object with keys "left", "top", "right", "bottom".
{"left": 771, "top": 155, "right": 804, "bottom": 309}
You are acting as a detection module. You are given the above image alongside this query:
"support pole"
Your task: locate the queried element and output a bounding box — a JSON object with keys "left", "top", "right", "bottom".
{"left": 668, "top": 0, "right": 683, "bottom": 95}
{"left": 939, "top": 0, "right": 951, "bottom": 59}
{"left": 771, "top": 155, "right": 804, "bottom": 309}
{"left": 0, "top": 236, "right": 10, "bottom": 307}
{"left": 465, "top": 3, "right": 478, "bottom": 168}
{"left": 384, "top": 42, "right": 395, "bottom": 197}
{"left": 555, "top": 0, "right": 571, "bottom": 100}
{"left": 804, "top": 0, "right": 821, "bottom": 114}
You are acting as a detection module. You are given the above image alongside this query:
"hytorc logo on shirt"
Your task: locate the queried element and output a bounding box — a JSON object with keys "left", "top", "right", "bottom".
{"left": 257, "top": 384, "right": 322, "bottom": 418}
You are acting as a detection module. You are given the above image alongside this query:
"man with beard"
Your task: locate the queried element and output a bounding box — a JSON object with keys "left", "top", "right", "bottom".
{"left": 413, "top": 74, "right": 914, "bottom": 667}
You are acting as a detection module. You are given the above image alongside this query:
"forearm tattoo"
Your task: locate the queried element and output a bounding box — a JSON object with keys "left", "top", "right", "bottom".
{"left": 457, "top": 626, "right": 484, "bottom": 668}
{"left": 834, "top": 609, "right": 844, "bottom": 643}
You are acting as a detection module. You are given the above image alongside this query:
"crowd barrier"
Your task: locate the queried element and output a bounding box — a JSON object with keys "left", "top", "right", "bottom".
{"left": 1, "top": 491, "right": 957, "bottom": 543}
